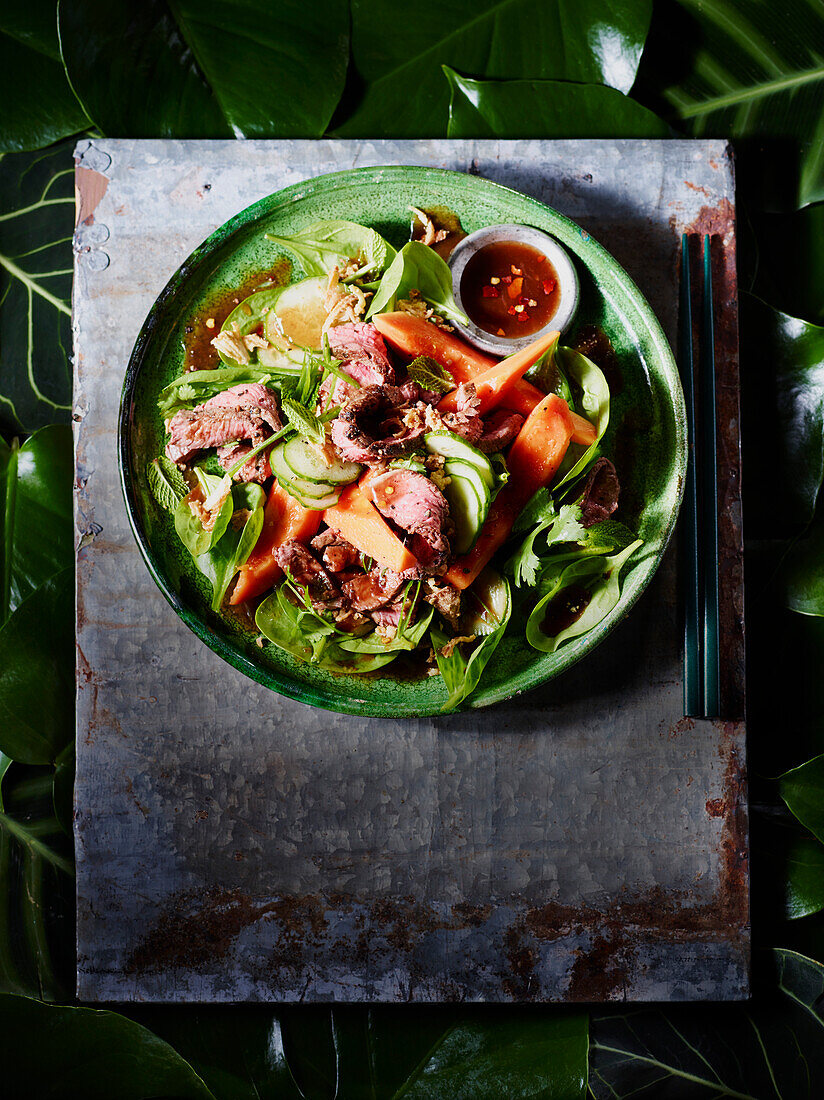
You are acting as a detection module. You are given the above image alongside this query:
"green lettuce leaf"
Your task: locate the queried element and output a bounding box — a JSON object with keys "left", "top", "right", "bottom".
{"left": 173, "top": 470, "right": 233, "bottom": 558}
{"left": 367, "top": 242, "right": 467, "bottom": 324}
{"left": 432, "top": 576, "right": 511, "bottom": 710}
{"left": 552, "top": 347, "right": 611, "bottom": 492}
{"left": 195, "top": 483, "right": 265, "bottom": 611}
{"left": 255, "top": 584, "right": 398, "bottom": 673}
{"left": 526, "top": 540, "right": 642, "bottom": 652}
{"left": 265, "top": 220, "right": 395, "bottom": 280}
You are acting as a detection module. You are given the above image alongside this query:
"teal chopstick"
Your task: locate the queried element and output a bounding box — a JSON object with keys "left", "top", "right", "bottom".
{"left": 700, "top": 235, "right": 720, "bottom": 716}
{"left": 679, "top": 234, "right": 701, "bottom": 716}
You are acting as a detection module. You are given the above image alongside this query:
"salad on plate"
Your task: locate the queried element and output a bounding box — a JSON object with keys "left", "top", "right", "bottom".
{"left": 147, "top": 213, "right": 642, "bottom": 709}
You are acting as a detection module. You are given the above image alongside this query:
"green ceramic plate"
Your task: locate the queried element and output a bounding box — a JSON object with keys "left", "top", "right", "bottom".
{"left": 119, "top": 166, "right": 686, "bottom": 718}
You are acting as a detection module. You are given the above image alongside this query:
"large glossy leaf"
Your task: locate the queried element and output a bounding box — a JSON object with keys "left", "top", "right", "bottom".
{"left": 785, "top": 835, "right": 824, "bottom": 920}
{"left": 740, "top": 296, "right": 824, "bottom": 532}
{"left": 0, "top": 425, "right": 73, "bottom": 624}
{"left": 142, "top": 1006, "right": 588, "bottom": 1099}
{"left": 0, "top": 3, "right": 88, "bottom": 152}
{"left": 780, "top": 754, "right": 824, "bottom": 845}
{"left": 335, "top": 0, "right": 653, "bottom": 136}
{"left": 0, "top": 141, "right": 75, "bottom": 434}
{"left": 590, "top": 950, "right": 824, "bottom": 1098}
{"left": 0, "top": 759, "right": 73, "bottom": 1000}
{"left": 2, "top": 995, "right": 214, "bottom": 1098}
{"left": 58, "top": 0, "right": 349, "bottom": 139}
{"left": 446, "top": 69, "right": 669, "bottom": 138}
{"left": 0, "top": 569, "right": 74, "bottom": 765}
{"left": 638, "top": 0, "right": 824, "bottom": 210}
{"left": 781, "top": 508, "right": 824, "bottom": 616}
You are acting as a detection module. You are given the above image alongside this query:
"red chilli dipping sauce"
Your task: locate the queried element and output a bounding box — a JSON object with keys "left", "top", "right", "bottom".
{"left": 460, "top": 240, "right": 561, "bottom": 339}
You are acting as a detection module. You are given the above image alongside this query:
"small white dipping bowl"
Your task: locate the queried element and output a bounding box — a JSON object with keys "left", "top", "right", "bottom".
{"left": 448, "top": 223, "right": 580, "bottom": 356}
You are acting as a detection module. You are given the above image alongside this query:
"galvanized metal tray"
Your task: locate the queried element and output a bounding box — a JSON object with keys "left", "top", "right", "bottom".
{"left": 73, "top": 138, "right": 747, "bottom": 1003}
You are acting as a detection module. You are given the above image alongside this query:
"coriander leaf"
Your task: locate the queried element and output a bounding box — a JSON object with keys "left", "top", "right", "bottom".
{"left": 146, "top": 457, "right": 187, "bottom": 514}
{"left": 281, "top": 397, "right": 326, "bottom": 445}
{"left": 407, "top": 355, "right": 454, "bottom": 393}
{"left": 507, "top": 502, "right": 586, "bottom": 587}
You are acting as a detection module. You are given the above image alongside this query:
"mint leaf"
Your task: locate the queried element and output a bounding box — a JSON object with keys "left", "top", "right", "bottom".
{"left": 147, "top": 457, "right": 187, "bottom": 514}
{"left": 407, "top": 355, "right": 454, "bottom": 393}
{"left": 281, "top": 396, "right": 326, "bottom": 445}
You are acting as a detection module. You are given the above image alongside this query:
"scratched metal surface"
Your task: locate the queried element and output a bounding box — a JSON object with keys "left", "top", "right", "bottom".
{"left": 73, "top": 139, "right": 748, "bottom": 1003}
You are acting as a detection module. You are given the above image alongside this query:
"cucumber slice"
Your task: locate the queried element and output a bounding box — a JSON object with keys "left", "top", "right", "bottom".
{"left": 266, "top": 276, "right": 328, "bottom": 350}
{"left": 270, "top": 444, "right": 339, "bottom": 506}
{"left": 461, "top": 567, "right": 511, "bottom": 636}
{"left": 283, "top": 436, "right": 361, "bottom": 485}
{"left": 442, "top": 459, "right": 491, "bottom": 554}
{"left": 425, "top": 431, "right": 494, "bottom": 488}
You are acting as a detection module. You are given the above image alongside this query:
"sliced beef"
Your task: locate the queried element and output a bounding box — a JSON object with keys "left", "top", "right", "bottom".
{"left": 578, "top": 458, "right": 620, "bottom": 528}
{"left": 341, "top": 567, "right": 404, "bottom": 612}
{"left": 322, "top": 322, "right": 396, "bottom": 405}
{"left": 165, "top": 383, "right": 281, "bottom": 465}
{"left": 422, "top": 579, "right": 462, "bottom": 631}
{"left": 216, "top": 443, "right": 272, "bottom": 483}
{"left": 311, "top": 528, "right": 361, "bottom": 573}
{"left": 205, "top": 384, "right": 281, "bottom": 432}
{"left": 330, "top": 385, "right": 426, "bottom": 464}
{"left": 476, "top": 409, "right": 524, "bottom": 453}
{"left": 440, "top": 382, "right": 483, "bottom": 444}
{"left": 274, "top": 539, "right": 342, "bottom": 610}
{"left": 369, "top": 469, "right": 450, "bottom": 574}
{"left": 372, "top": 584, "right": 420, "bottom": 630}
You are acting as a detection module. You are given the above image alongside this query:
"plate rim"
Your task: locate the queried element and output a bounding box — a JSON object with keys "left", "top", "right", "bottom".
{"left": 118, "top": 164, "right": 687, "bottom": 718}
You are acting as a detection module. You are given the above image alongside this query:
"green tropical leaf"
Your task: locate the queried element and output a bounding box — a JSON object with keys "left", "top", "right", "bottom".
{"left": 0, "top": 569, "right": 74, "bottom": 765}
{"left": 780, "top": 754, "right": 824, "bottom": 844}
{"left": 446, "top": 68, "right": 669, "bottom": 138}
{"left": 0, "top": 3, "right": 88, "bottom": 152}
{"left": 781, "top": 507, "right": 824, "bottom": 616}
{"left": 638, "top": 0, "right": 824, "bottom": 209}
{"left": 335, "top": 0, "right": 653, "bottom": 136}
{"left": 0, "top": 425, "right": 73, "bottom": 625}
{"left": 0, "top": 759, "right": 74, "bottom": 1000}
{"left": 590, "top": 950, "right": 824, "bottom": 1098}
{"left": 740, "top": 297, "right": 824, "bottom": 531}
{"left": 0, "top": 141, "right": 75, "bottom": 434}
{"left": 1, "top": 995, "right": 214, "bottom": 1098}
{"left": 58, "top": 0, "right": 349, "bottom": 139}
{"left": 143, "top": 1005, "right": 589, "bottom": 1099}
{"left": 785, "top": 835, "right": 824, "bottom": 920}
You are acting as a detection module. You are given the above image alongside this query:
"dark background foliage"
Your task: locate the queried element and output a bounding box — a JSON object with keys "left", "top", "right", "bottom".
{"left": 1, "top": 0, "right": 823, "bottom": 1095}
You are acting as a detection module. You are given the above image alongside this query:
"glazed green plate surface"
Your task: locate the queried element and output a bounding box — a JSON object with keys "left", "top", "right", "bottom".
{"left": 119, "top": 167, "right": 686, "bottom": 718}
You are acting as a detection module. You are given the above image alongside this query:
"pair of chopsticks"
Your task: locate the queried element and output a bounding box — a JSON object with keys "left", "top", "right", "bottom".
{"left": 679, "top": 234, "right": 720, "bottom": 718}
